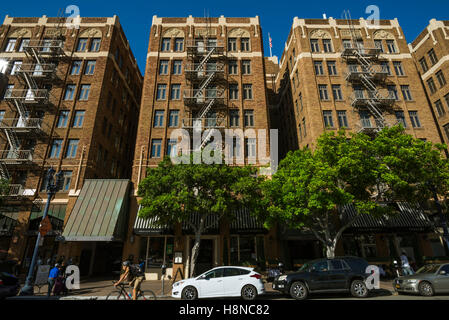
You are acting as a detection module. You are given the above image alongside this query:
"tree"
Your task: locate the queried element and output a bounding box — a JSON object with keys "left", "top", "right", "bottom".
{"left": 138, "top": 155, "right": 264, "bottom": 277}
{"left": 263, "top": 126, "right": 449, "bottom": 258}
{"left": 0, "top": 177, "right": 10, "bottom": 205}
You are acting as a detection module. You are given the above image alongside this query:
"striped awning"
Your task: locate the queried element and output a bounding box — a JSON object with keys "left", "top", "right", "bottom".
{"left": 133, "top": 207, "right": 266, "bottom": 235}
{"left": 341, "top": 202, "right": 433, "bottom": 232}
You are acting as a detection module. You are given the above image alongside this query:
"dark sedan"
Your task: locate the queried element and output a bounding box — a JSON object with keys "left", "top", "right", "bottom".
{"left": 394, "top": 263, "right": 449, "bottom": 296}
{"left": 272, "top": 256, "right": 371, "bottom": 300}
{"left": 0, "top": 272, "right": 20, "bottom": 299}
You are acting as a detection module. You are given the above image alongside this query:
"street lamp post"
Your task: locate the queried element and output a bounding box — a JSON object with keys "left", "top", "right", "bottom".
{"left": 19, "top": 167, "right": 64, "bottom": 296}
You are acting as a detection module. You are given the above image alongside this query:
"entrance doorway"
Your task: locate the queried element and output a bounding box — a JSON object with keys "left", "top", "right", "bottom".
{"left": 190, "top": 239, "right": 214, "bottom": 276}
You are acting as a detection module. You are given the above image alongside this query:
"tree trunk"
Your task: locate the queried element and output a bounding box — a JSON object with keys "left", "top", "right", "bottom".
{"left": 190, "top": 230, "right": 202, "bottom": 277}
{"left": 326, "top": 241, "right": 336, "bottom": 259}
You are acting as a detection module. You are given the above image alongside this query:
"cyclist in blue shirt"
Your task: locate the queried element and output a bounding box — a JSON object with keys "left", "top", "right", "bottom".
{"left": 47, "top": 264, "right": 60, "bottom": 297}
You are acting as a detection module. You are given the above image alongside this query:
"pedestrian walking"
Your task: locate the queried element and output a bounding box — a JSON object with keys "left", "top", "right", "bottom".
{"left": 47, "top": 263, "right": 60, "bottom": 297}
{"left": 400, "top": 251, "right": 414, "bottom": 276}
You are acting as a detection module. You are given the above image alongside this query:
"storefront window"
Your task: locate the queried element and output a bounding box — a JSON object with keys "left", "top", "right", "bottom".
{"left": 256, "top": 236, "right": 265, "bottom": 261}
{"left": 239, "top": 236, "right": 256, "bottom": 262}
{"left": 230, "top": 236, "right": 238, "bottom": 264}
{"left": 142, "top": 236, "right": 174, "bottom": 268}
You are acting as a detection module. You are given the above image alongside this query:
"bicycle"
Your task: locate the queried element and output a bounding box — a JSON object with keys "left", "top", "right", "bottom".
{"left": 105, "top": 281, "right": 156, "bottom": 300}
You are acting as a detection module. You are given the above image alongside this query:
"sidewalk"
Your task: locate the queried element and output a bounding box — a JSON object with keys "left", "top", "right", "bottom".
{"left": 7, "top": 277, "right": 395, "bottom": 300}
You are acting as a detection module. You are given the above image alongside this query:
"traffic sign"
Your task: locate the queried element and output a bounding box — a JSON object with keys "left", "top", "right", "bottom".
{"left": 39, "top": 216, "right": 52, "bottom": 236}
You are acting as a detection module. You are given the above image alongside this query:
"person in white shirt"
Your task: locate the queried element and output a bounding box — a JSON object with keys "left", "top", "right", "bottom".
{"left": 400, "top": 251, "right": 414, "bottom": 275}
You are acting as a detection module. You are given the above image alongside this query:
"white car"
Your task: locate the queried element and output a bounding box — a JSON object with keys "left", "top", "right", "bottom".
{"left": 172, "top": 266, "right": 265, "bottom": 300}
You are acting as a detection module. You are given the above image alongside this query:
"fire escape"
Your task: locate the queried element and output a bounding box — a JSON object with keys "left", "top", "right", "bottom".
{"left": 0, "top": 23, "right": 65, "bottom": 197}
{"left": 341, "top": 11, "right": 396, "bottom": 134}
{"left": 183, "top": 25, "right": 227, "bottom": 151}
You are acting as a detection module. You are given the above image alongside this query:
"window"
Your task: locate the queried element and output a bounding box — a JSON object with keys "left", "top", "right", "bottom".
{"left": 435, "top": 100, "right": 445, "bottom": 117}
{"left": 161, "top": 38, "right": 170, "bottom": 51}
{"left": 436, "top": 70, "right": 446, "bottom": 87}
{"left": 90, "top": 38, "right": 101, "bottom": 52}
{"left": 157, "top": 84, "right": 167, "bottom": 100}
{"left": 314, "top": 61, "right": 324, "bottom": 75}
{"left": 71, "top": 60, "right": 82, "bottom": 75}
{"left": 173, "top": 60, "right": 182, "bottom": 75}
{"left": 65, "top": 139, "right": 79, "bottom": 158}
{"left": 229, "top": 84, "right": 239, "bottom": 100}
{"left": 62, "top": 171, "right": 72, "bottom": 191}
{"left": 5, "top": 38, "right": 17, "bottom": 52}
{"left": 230, "top": 110, "right": 239, "bottom": 127}
{"left": 312, "top": 261, "right": 329, "bottom": 272}
{"left": 327, "top": 61, "right": 337, "bottom": 75}
{"left": 50, "top": 139, "right": 63, "bottom": 158}
{"left": 374, "top": 40, "right": 384, "bottom": 53}
{"left": 337, "top": 111, "right": 348, "bottom": 128}
{"left": 381, "top": 61, "right": 391, "bottom": 75}
{"left": 243, "top": 84, "right": 253, "bottom": 100}
{"left": 166, "top": 139, "right": 177, "bottom": 156}
{"left": 77, "top": 38, "right": 88, "bottom": 52}
{"left": 241, "top": 38, "right": 250, "bottom": 51}
{"left": 323, "top": 39, "right": 333, "bottom": 52}
{"left": 332, "top": 85, "right": 343, "bottom": 100}
{"left": 64, "top": 85, "right": 76, "bottom": 100}
{"left": 360, "top": 111, "right": 371, "bottom": 128}
{"left": 244, "top": 110, "right": 254, "bottom": 127}
{"left": 228, "top": 38, "right": 237, "bottom": 51}
{"left": 401, "top": 85, "right": 413, "bottom": 101}
{"left": 393, "top": 61, "right": 405, "bottom": 76}
{"left": 318, "top": 85, "right": 329, "bottom": 100}
{"left": 41, "top": 39, "right": 52, "bottom": 52}
{"left": 168, "top": 110, "right": 179, "bottom": 127}
{"left": 330, "top": 260, "right": 345, "bottom": 270}
{"left": 153, "top": 110, "right": 164, "bottom": 127}
{"left": 387, "top": 85, "right": 399, "bottom": 100}
{"left": 10, "top": 61, "right": 22, "bottom": 75}
{"left": 159, "top": 60, "right": 169, "bottom": 75}
{"left": 427, "top": 78, "right": 437, "bottom": 94}
{"left": 171, "top": 84, "right": 181, "bottom": 100}
{"left": 419, "top": 58, "right": 429, "bottom": 73}
{"left": 302, "top": 118, "right": 307, "bottom": 137}
{"left": 57, "top": 111, "right": 69, "bottom": 128}
{"left": 323, "top": 111, "right": 334, "bottom": 127}
{"left": 445, "top": 94, "right": 449, "bottom": 111}
{"left": 310, "top": 39, "right": 319, "bottom": 52}
{"left": 444, "top": 124, "right": 449, "bottom": 141}
{"left": 0, "top": 111, "right": 5, "bottom": 123}
{"left": 245, "top": 138, "right": 257, "bottom": 158}
{"left": 242, "top": 60, "right": 251, "bottom": 75}
{"left": 229, "top": 60, "right": 238, "bottom": 75}
{"left": 395, "top": 111, "right": 407, "bottom": 127}
{"left": 79, "top": 84, "right": 91, "bottom": 100}
{"left": 19, "top": 38, "right": 30, "bottom": 52}
{"left": 428, "top": 49, "right": 438, "bottom": 65}
{"left": 73, "top": 111, "right": 85, "bottom": 128}
{"left": 409, "top": 111, "right": 421, "bottom": 128}
{"left": 174, "top": 38, "right": 184, "bottom": 51}
{"left": 386, "top": 40, "right": 397, "bottom": 53}
{"left": 84, "top": 61, "right": 96, "bottom": 75}
{"left": 342, "top": 39, "right": 352, "bottom": 49}
{"left": 151, "top": 139, "right": 162, "bottom": 158}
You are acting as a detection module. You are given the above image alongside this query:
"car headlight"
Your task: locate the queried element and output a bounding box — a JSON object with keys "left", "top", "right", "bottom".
{"left": 278, "top": 275, "right": 287, "bottom": 281}
{"left": 173, "top": 281, "right": 184, "bottom": 287}
{"left": 404, "top": 279, "right": 418, "bottom": 284}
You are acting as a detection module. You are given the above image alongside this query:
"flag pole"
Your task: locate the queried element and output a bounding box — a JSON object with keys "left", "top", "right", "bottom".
{"left": 268, "top": 32, "right": 273, "bottom": 57}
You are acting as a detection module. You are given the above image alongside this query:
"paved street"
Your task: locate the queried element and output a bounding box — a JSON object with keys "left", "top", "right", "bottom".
{"left": 5, "top": 277, "right": 449, "bottom": 300}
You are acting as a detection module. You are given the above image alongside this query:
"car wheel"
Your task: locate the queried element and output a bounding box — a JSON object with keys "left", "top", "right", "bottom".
{"left": 350, "top": 280, "right": 369, "bottom": 298}
{"left": 289, "top": 281, "right": 308, "bottom": 300}
{"left": 241, "top": 284, "right": 257, "bottom": 301}
{"left": 418, "top": 281, "right": 434, "bottom": 297}
{"left": 181, "top": 286, "right": 198, "bottom": 300}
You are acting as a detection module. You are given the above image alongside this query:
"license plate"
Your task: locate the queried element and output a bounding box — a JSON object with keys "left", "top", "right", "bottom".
{"left": 395, "top": 284, "right": 400, "bottom": 288}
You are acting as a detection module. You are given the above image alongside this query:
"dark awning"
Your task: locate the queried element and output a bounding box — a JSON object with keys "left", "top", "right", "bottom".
{"left": 340, "top": 202, "right": 433, "bottom": 233}
{"left": 229, "top": 207, "right": 267, "bottom": 234}
{"left": 61, "top": 179, "right": 130, "bottom": 241}
{"left": 133, "top": 206, "right": 174, "bottom": 236}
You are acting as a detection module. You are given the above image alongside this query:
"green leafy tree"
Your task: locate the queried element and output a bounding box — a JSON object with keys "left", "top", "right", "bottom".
{"left": 138, "top": 155, "right": 264, "bottom": 276}
{"left": 0, "top": 178, "right": 10, "bottom": 205}
{"left": 263, "top": 126, "right": 449, "bottom": 258}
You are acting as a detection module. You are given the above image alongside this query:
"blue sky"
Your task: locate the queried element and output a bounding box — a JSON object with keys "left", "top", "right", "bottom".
{"left": 1, "top": 0, "right": 449, "bottom": 74}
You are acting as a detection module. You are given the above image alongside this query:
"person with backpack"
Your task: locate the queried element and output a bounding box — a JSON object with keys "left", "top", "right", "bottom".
{"left": 129, "top": 260, "right": 145, "bottom": 300}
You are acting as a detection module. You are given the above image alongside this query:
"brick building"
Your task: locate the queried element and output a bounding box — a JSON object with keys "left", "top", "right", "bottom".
{"left": 272, "top": 16, "right": 446, "bottom": 269}
{"left": 123, "top": 15, "right": 279, "bottom": 279}
{"left": 410, "top": 19, "right": 449, "bottom": 146}
{"left": 0, "top": 15, "right": 142, "bottom": 276}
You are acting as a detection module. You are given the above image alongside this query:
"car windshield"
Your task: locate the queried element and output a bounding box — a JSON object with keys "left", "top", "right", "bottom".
{"left": 416, "top": 264, "right": 440, "bottom": 274}
{"left": 298, "top": 263, "right": 310, "bottom": 272}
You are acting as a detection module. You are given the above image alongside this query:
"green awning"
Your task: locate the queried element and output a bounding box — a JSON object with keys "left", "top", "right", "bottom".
{"left": 30, "top": 204, "right": 67, "bottom": 221}
{"left": 61, "top": 179, "right": 130, "bottom": 241}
